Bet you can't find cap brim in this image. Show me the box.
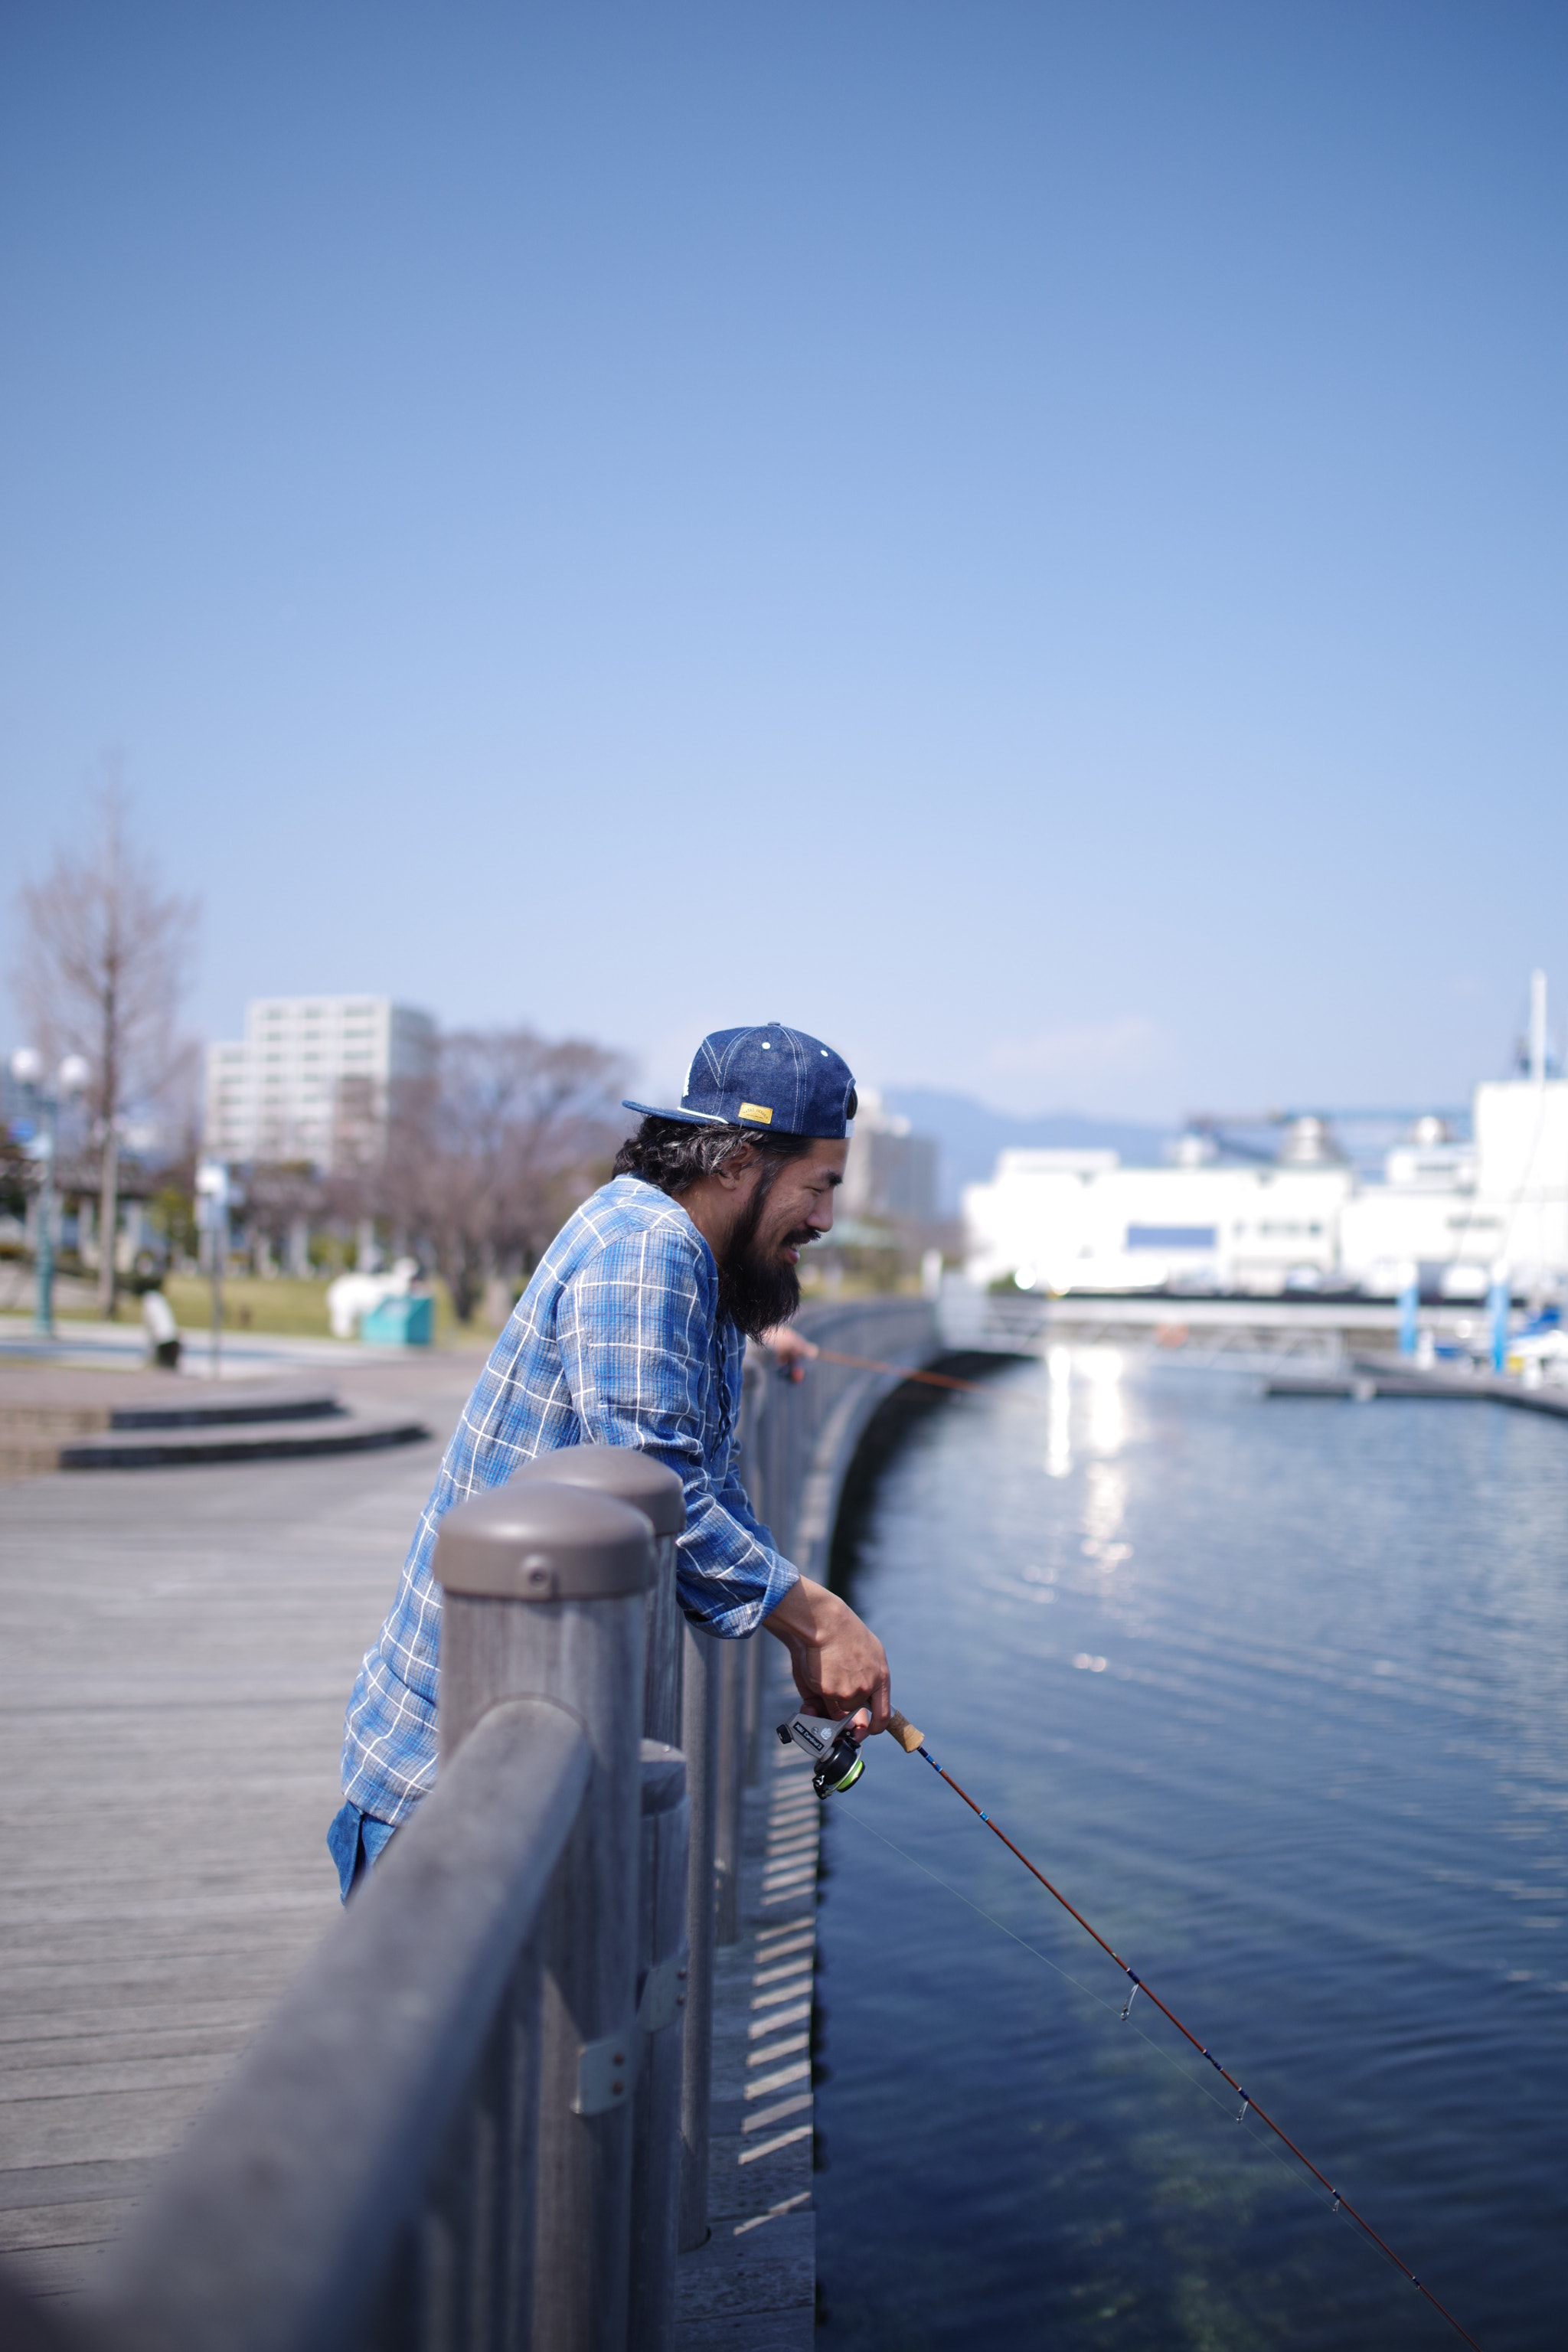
[621,1099,730,1127]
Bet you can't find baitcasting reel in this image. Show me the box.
[776,1710,867,1798]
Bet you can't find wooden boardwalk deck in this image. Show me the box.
[677,1651,820,2350]
[0,1354,481,2302]
[1,1348,825,2340]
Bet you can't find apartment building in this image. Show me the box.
[204,996,436,1170]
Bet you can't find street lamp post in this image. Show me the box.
[8,1050,90,1338]
[195,1160,230,1380]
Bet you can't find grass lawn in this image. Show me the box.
[0,1266,500,1345]
[159,1275,489,1347]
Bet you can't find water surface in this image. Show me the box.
[814,1353,1567,2350]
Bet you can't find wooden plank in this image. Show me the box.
[0,2092,236,2167]
[0,2003,278,2051]
[0,2200,145,2252]
[0,2165,157,2217]
[83,1701,594,2352]
[4,2242,121,2298]
[0,1368,480,2297]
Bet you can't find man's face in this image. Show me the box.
[753,1139,848,1266]
[717,1138,847,1338]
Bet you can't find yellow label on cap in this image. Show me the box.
[738,1102,774,1125]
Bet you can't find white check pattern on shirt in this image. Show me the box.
[340,1174,797,1825]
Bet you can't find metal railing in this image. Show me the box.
[935,1278,1423,1370]
[84,1697,594,2352]
[56,1469,684,2352]
[8,1298,944,2352]
[746,1297,940,1578]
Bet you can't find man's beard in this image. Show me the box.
[716,1185,812,1341]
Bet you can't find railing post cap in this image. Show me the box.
[435,1483,655,1601]
[508,1443,688,1536]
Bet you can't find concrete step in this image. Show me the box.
[0,1441,74,1478]
[0,1405,115,1439]
[105,1386,344,1432]
[57,1413,431,1471]
[0,1383,344,1438]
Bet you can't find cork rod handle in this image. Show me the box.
[884,1709,925,1753]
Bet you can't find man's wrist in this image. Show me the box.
[763,1573,841,1647]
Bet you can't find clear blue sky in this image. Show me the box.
[2,4,1563,1121]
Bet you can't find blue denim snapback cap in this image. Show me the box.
[624,1024,858,1140]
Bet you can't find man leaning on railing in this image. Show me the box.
[329,1021,893,1896]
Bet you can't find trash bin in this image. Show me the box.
[360,1294,434,1348]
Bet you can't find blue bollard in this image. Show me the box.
[1489,1269,1511,1374]
[1397,1277,1419,1360]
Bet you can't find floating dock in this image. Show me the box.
[1264,1355,1568,1418]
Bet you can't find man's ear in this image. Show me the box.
[714,1143,758,1192]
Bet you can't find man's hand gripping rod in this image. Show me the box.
[776,1707,926,1797]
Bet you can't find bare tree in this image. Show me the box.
[244,1159,332,1276]
[11,763,199,1315]
[375,1029,630,1323]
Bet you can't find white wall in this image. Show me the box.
[963,1076,1568,1295]
[962,1153,1350,1292]
[1471,1080,1568,1278]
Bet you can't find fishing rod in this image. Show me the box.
[787,1344,998,1396]
[777,1706,1485,2352]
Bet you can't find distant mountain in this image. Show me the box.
[880,1087,1174,1214]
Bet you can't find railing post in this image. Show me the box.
[743,1631,765,1787]
[628,1741,690,2352]
[677,1621,721,2250]
[713,1638,748,1945]
[507,1448,688,1746]
[437,1484,655,2352]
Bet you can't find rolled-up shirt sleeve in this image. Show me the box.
[557,1227,799,1635]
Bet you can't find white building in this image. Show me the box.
[963,978,1568,1298]
[204,996,436,1171]
[963,1130,1352,1295]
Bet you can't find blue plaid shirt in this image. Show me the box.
[340,1174,797,1826]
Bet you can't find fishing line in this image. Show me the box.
[897,1723,1485,2351]
[832,1803,1305,2157]
[784,1361,1487,2339]
[828,1795,1434,2310]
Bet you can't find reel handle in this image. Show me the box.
[884,1709,924,1753]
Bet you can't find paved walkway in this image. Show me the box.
[0,1352,483,2302]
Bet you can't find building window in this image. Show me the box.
[1126,1224,1218,1250]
